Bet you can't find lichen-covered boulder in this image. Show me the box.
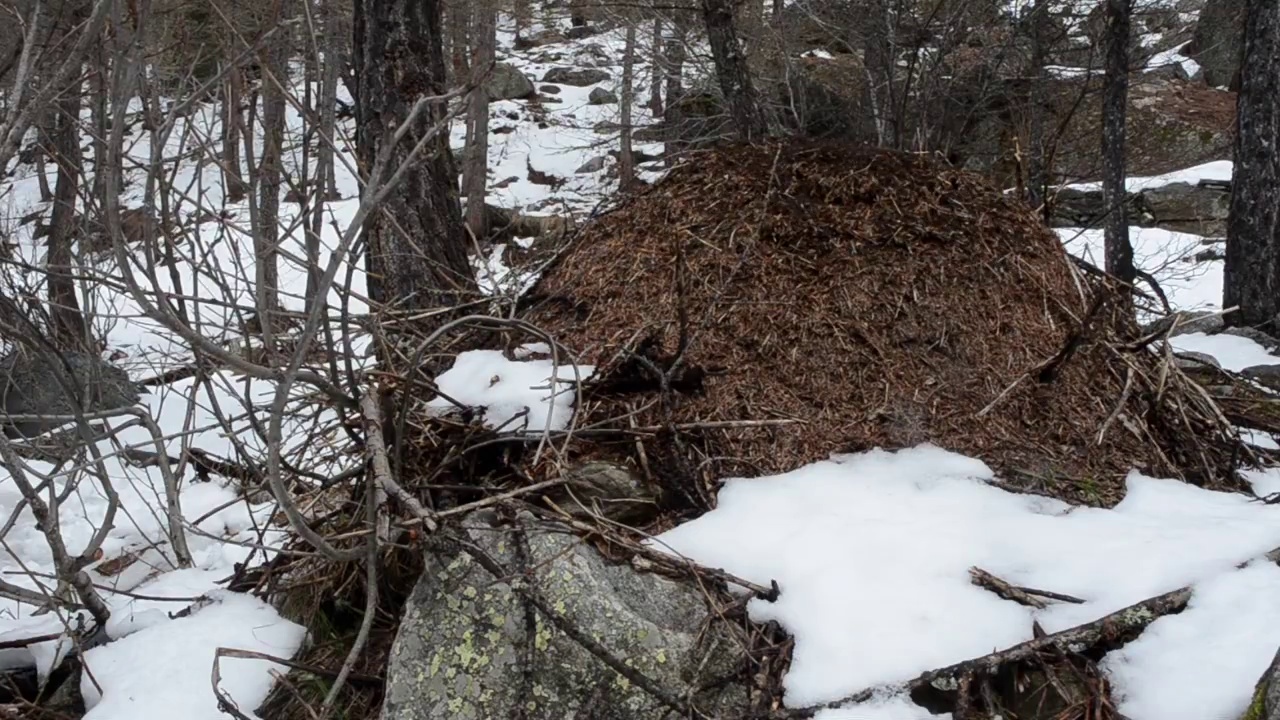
[380,510,749,720]
[1240,648,1280,720]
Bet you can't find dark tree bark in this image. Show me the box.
[47,82,87,348]
[619,19,637,189]
[255,0,290,327]
[648,15,663,117]
[1101,0,1134,294]
[1224,0,1280,328]
[464,0,495,241]
[700,0,768,141]
[221,66,248,202]
[663,12,688,163]
[356,0,475,311]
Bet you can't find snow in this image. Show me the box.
[1101,561,1280,720]
[82,590,306,720]
[427,349,594,434]
[1,2,1277,718]
[1063,160,1233,193]
[1058,226,1223,317]
[652,446,1280,717]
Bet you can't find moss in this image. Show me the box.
[1240,683,1267,720]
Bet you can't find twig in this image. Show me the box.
[968,567,1047,609]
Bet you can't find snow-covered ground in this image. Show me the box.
[0,8,1274,720]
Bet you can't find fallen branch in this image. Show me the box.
[968,567,1046,609]
[790,585,1194,717]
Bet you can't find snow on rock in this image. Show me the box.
[651,445,1280,717]
[1169,332,1280,372]
[82,590,306,720]
[427,349,594,433]
[1063,160,1233,193]
[1100,561,1280,720]
[817,693,952,719]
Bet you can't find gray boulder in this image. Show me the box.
[1241,365,1280,392]
[541,67,610,86]
[575,155,608,174]
[381,511,749,720]
[588,87,618,105]
[484,62,535,101]
[1188,0,1245,89]
[0,349,141,438]
[1224,326,1280,352]
[1141,310,1225,337]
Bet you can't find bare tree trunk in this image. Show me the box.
[864,0,897,147]
[648,15,662,117]
[1101,0,1134,295]
[464,0,495,241]
[47,82,87,348]
[1224,0,1280,329]
[222,66,247,202]
[619,19,637,189]
[701,0,768,140]
[255,1,290,329]
[35,110,53,202]
[308,0,343,305]
[663,12,687,162]
[447,0,470,84]
[356,0,475,313]
[89,45,109,209]
[512,0,531,39]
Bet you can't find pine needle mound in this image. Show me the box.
[523,140,1248,506]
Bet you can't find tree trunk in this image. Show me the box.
[1224,0,1280,329]
[663,13,687,163]
[648,15,663,117]
[700,0,768,141]
[35,110,53,203]
[447,0,470,84]
[222,66,247,202]
[47,82,87,349]
[356,0,475,312]
[255,1,290,330]
[89,45,109,210]
[619,20,637,189]
[464,0,495,241]
[1101,0,1134,294]
[308,0,343,305]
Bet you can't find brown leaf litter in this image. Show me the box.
[522,139,1251,507]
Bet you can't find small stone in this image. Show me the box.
[575,156,608,174]
[539,85,561,94]
[588,87,618,105]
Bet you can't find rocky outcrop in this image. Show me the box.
[1050,180,1231,235]
[381,510,748,720]
[0,349,142,439]
[588,87,617,104]
[1188,0,1245,88]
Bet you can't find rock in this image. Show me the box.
[381,511,749,720]
[512,29,567,50]
[546,461,658,524]
[484,62,535,101]
[1138,182,1231,236]
[1188,0,1245,89]
[1174,351,1221,370]
[575,156,608,174]
[1241,365,1280,392]
[1141,310,1225,337]
[1224,327,1280,351]
[609,148,663,165]
[1239,647,1280,720]
[1051,182,1231,236]
[539,85,561,94]
[565,25,598,39]
[592,119,621,133]
[0,349,142,439]
[541,67,610,87]
[588,87,618,105]
[571,43,613,67]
